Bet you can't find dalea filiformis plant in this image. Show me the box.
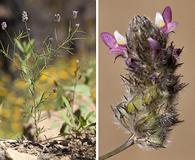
[100,6,186,159]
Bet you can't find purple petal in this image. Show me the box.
[109,47,126,55]
[165,22,177,33]
[100,32,117,49]
[160,25,167,33]
[162,6,172,23]
[148,37,160,51]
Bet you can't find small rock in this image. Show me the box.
[6,148,37,160]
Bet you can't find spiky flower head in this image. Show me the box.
[101,6,186,149]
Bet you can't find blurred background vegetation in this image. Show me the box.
[0,0,96,139]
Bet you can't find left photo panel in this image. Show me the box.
[0,0,96,159]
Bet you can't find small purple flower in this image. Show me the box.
[155,6,177,34]
[100,31,127,55]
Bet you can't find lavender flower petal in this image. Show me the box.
[166,22,177,33]
[109,47,126,55]
[162,6,172,23]
[160,25,167,33]
[100,32,117,49]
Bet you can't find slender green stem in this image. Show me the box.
[24,21,30,42]
[5,30,14,45]
[56,25,79,51]
[54,27,58,41]
[99,135,135,160]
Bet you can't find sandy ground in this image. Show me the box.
[99,0,195,160]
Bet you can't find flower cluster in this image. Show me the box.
[1,22,7,30]
[72,10,78,19]
[22,11,28,22]
[54,13,61,23]
[101,6,186,149]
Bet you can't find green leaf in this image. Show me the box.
[21,62,28,74]
[60,112,71,126]
[79,116,87,129]
[86,122,96,128]
[63,84,91,97]
[78,104,89,115]
[55,96,64,110]
[62,96,73,114]
[15,39,24,53]
[24,39,35,54]
[36,92,46,107]
[60,122,68,135]
[85,111,95,121]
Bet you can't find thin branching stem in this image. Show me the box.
[24,21,30,42]
[54,27,58,41]
[5,30,14,45]
[56,25,79,51]
[99,135,135,160]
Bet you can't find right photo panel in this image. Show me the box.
[99,0,194,160]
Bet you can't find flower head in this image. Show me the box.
[75,23,80,28]
[72,10,78,19]
[54,13,61,23]
[100,31,127,55]
[1,22,7,30]
[22,11,28,22]
[155,6,177,33]
[102,7,185,150]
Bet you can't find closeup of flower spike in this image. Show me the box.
[100,6,186,160]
